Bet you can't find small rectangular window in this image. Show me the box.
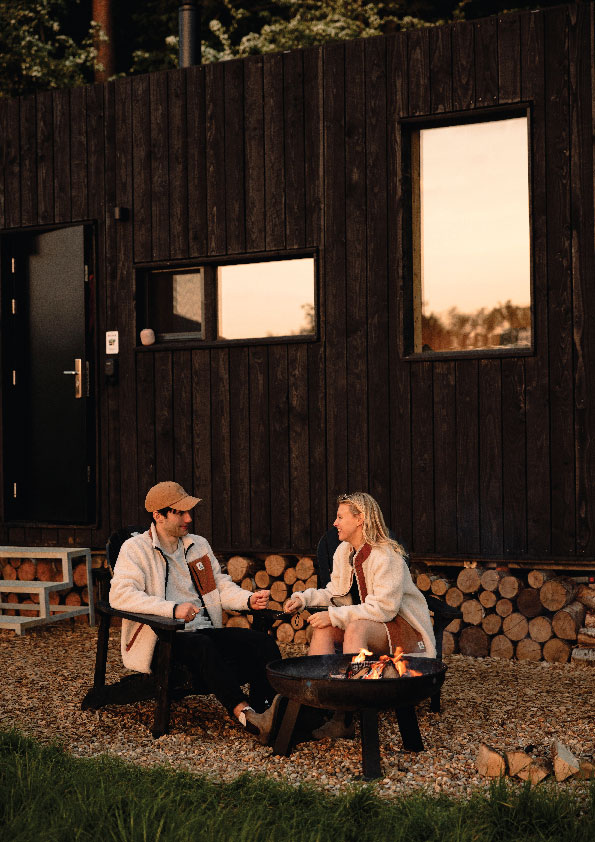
[408,114,531,354]
[137,255,316,345]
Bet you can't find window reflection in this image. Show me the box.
[412,116,531,353]
[218,258,316,340]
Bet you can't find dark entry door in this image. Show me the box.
[2,226,95,524]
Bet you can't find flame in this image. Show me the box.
[351,648,373,663]
[348,645,423,679]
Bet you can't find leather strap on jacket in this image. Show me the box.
[352,543,372,601]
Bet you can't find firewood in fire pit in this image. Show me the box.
[382,662,399,680]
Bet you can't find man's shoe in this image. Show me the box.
[245,694,282,746]
[311,714,355,740]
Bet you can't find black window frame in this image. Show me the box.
[135,249,319,350]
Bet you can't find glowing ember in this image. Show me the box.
[348,647,423,679]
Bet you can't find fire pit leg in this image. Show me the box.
[395,705,424,752]
[272,698,302,756]
[359,708,382,780]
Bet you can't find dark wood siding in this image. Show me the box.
[1,5,595,563]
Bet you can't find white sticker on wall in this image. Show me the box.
[106,331,119,355]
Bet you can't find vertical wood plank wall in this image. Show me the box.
[1,5,595,562]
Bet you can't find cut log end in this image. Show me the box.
[551,741,580,782]
[477,743,506,778]
[516,759,552,785]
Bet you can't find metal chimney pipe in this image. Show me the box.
[179,2,201,67]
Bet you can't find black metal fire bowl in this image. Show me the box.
[266,654,447,779]
[267,654,447,711]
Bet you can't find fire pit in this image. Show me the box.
[267,653,447,779]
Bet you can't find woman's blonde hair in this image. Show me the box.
[336,492,407,558]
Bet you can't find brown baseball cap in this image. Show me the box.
[145,481,201,513]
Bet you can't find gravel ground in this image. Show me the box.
[1,623,593,798]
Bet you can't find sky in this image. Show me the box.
[218,258,315,339]
[420,116,531,318]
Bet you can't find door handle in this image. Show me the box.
[62,358,83,398]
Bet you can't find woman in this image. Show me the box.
[285,492,435,738]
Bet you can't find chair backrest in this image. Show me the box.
[316,525,408,587]
[106,526,145,576]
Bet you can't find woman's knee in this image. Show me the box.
[343,620,387,652]
[343,620,369,643]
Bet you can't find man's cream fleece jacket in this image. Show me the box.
[109,526,251,673]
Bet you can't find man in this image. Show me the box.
[109,480,282,745]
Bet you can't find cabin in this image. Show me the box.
[1,2,595,576]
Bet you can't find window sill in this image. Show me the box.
[135,334,319,352]
[403,345,535,362]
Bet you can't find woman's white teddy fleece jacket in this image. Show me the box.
[292,541,436,658]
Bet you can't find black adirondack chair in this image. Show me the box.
[81,526,276,738]
[316,526,461,750]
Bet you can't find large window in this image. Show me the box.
[407,114,531,355]
[137,255,316,344]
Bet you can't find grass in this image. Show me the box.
[1,730,594,842]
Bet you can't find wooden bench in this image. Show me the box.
[0,547,95,634]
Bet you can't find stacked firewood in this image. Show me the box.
[415,567,595,664]
[0,557,93,618]
[222,554,316,644]
[477,740,595,783]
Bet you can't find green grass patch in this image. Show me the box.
[1,729,594,842]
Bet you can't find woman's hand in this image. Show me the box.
[248,590,270,610]
[284,596,303,614]
[308,610,331,629]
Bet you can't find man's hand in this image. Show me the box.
[308,610,331,629]
[175,602,199,623]
[284,596,303,614]
[248,590,270,610]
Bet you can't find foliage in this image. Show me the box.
[422,301,531,352]
[0,0,573,94]
[0,0,98,97]
[206,0,428,61]
[1,729,595,842]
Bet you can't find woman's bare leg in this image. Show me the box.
[343,619,389,654]
[308,625,345,655]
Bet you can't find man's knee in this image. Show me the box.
[246,628,281,661]
[175,631,218,666]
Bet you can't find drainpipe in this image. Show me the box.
[179,2,201,68]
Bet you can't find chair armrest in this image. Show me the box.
[96,600,185,631]
[424,595,462,620]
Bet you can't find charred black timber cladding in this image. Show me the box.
[1,5,595,563]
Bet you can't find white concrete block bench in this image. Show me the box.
[0,547,95,634]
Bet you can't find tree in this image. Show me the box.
[0,0,98,97]
[205,0,427,61]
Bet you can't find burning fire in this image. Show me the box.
[352,648,373,663]
[348,647,423,679]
